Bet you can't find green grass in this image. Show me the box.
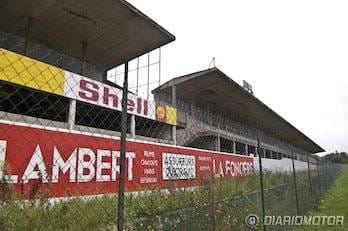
[296,169,348,231]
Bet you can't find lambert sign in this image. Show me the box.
[0,121,254,198]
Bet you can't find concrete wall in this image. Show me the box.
[253,157,309,173]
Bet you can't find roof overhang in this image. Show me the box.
[153,68,325,154]
[0,0,175,71]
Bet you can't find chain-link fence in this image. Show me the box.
[0,4,347,231]
[125,161,345,231]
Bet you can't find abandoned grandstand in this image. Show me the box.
[0,0,323,198]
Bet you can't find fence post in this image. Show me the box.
[306,155,313,202]
[316,159,321,197]
[257,137,266,231]
[117,61,129,231]
[291,148,300,215]
[324,160,329,189]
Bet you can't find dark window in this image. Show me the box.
[0,82,69,122]
[265,150,271,159]
[248,145,256,157]
[235,142,247,155]
[220,138,235,153]
[271,151,278,159]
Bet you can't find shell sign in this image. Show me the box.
[156,104,177,126]
[0,48,177,125]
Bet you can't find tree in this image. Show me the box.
[324,151,348,164]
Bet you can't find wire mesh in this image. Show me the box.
[0,16,346,231]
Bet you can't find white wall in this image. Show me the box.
[253,157,308,173]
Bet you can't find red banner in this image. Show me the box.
[0,121,254,198]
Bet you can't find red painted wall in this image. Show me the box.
[0,122,254,198]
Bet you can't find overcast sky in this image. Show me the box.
[128,0,348,154]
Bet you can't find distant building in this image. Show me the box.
[152,68,323,164]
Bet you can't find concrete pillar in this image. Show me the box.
[172,126,177,145]
[24,17,32,55]
[207,103,211,126]
[190,97,195,116]
[216,136,221,152]
[232,141,236,154]
[171,84,177,145]
[68,99,76,130]
[216,122,221,152]
[81,41,87,74]
[130,115,136,138]
[245,144,248,156]
[147,53,150,100]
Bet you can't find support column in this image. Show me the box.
[232,141,236,154]
[130,115,136,138]
[171,126,177,145]
[136,58,140,94]
[171,83,177,145]
[216,123,221,152]
[216,136,221,152]
[190,97,195,116]
[245,144,248,156]
[80,41,87,74]
[147,53,150,100]
[207,103,212,126]
[24,17,32,55]
[159,48,162,86]
[68,99,76,130]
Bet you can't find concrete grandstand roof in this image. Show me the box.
[153,68,325,154]
[0,0,175,71]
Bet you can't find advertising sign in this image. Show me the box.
[0,48,177,125]
[155,104,177,126]
[65,73,156,120]
[0,121,253,198]
[162,153,196,180]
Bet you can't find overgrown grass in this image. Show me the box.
[0,171,315,231]
[296,169,348,231]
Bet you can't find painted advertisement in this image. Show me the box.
[0,121,253,198]
[0,48,177,125]
[162,153,196,180]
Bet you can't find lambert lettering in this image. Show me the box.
[0,140,135,184]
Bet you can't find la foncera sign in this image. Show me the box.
[0,48,177,125]
[0,122,254,198]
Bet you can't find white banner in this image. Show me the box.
[65,72,156,120]
[162,153,196,180]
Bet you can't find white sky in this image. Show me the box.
[128,0,348,154]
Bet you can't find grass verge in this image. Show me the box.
[296,169,348,231]
[0,171,316,230]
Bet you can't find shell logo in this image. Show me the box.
[156,105,166,120]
